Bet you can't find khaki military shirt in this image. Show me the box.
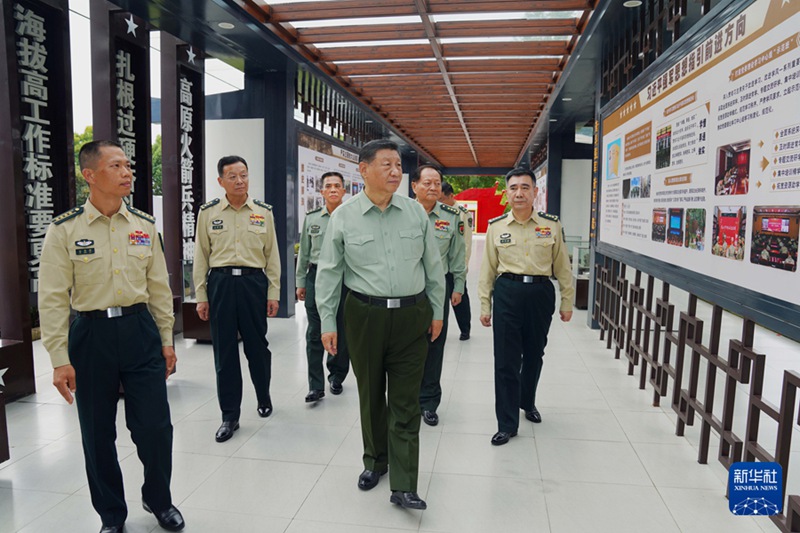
[478,210,574,315]
[315,192,446,333]
[424,201,466,294]
[39,200,175,368]
[295,205,332,289]
[193,195,281,302]
[457,202,474,271]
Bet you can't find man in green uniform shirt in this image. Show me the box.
[39,140,184,533]
[478,168,574,446]
[411,166,466,426]
[441,181,474,340]
[296,171,350,402]
[315,140,445,510]
[193,155,281,443]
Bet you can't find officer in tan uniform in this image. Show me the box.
[39,140,184,533]
[440,181,473,340]
[478,168,574,446]
[193,155,281,443]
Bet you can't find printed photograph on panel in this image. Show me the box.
[667,208,684,246]
[685,208,706,251]
[652,208,667,242]
[655,126,672,169]
[622,178,632,199]
[750,206,799,272]
[606,138,622,179]
[714,140,751,196]
[712,206,747,260]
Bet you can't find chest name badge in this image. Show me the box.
[499,232,512,244]
[129,230,151,246]
[212,219,224,230]
[250,214,265,227]
[434,219,450,232]
[309,224,321,235]
[535,227,552,238]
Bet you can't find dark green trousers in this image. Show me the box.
[208,269,271,421]
[492,276,555,433]
[304,265,350,391]
[419,273,453,413]
[345,292,432,492]
[69,310,173,527]
[452,284,471,336]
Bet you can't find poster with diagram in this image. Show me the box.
[599,0,800,307]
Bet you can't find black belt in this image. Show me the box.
[307,263,317,270]
[77,302,147,319]
[211,266,262,276]
[500,273,550,283]
[351,290,426,309]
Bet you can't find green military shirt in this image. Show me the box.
[425,201,466,294]
[193,195,281,302]
[39,200,175,368]
[478,211,574,315]
[457,203,474,271]
[315,192,446,333]
[295,205,332,289]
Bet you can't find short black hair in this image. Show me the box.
[504,167,535,184]
[79,140,123,171]
[217,155,248,177]
[359,139,398,163]
[441,181,454,196]
[320,171,344,186]
[411,164,442,183]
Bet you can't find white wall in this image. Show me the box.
[203,119,266,203]
[560,159,592,241]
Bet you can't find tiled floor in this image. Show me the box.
[0,236,789,532]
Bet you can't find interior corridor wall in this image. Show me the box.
[560,159,592,241]
[203,119,266,203]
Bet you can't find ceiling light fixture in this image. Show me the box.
[549,118,558,122]
[623,1,643,7]
[562,97,573,101]
[218,22,235,29]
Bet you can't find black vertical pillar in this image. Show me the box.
[90,0,151,212]
[248,61,298,318]
[547,130,563,218]
[161,33,204,332]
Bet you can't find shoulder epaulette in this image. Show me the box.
[254,199,273,211]
[126,204,156,224]
[458,204,469,213]
[539,211,559,222]
[441,203,459,216]
[306,206,323,215]
[199,198,220,211]
[488,213,509,224]
[53,206,84,225]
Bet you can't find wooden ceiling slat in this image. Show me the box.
[442,42,569,57]
[337,57,560,76]
[297,23,426,44]
[320,41,568,62]
[269,0,417,22]
[435,19,577,38]
[426,0,592,12]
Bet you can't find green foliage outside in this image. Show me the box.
[72,126,163,204]
[443,175,505,195]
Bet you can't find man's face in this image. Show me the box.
[359,149,402,196]
[218,161,249,198]
[320,175,344,205]
[412,168,442,203]
[83,146,133,198]
[506,174,536,211]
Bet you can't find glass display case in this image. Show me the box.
[571,243,591,278]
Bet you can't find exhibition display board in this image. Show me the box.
[599,0,800,310]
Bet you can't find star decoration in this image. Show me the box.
[187,46,196,65]
[0,367,7,388]
[125,15,138,37]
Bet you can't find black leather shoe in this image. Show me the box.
[215,420,239,443]
[143,502,185,531]
[305,389,325,403]
[390,491,427,510]
[357,468,388,491]
[100,526,123,533]
[459,332,470,341]
[257,398,273,418]
[525,406,542,423]
[491,430,517,446]
[422,410,439,426]
[329,379,343,395]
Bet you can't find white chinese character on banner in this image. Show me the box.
[21,71,48,101]
[182,239,194,260]
[23,154,53,182]
[117,108,135,134]
[179,77,193,105]
[115,49,135,81]
[17,37,47,72]
[116,79,135,109]
[14,5,46,42]
[27,209,52,234]
[29,235,44,259]
[180,163,193,184]
[22,122,51,153]
[24,180,53,209]
[180,132,193,158]
[180,105,193,132]
[181,186,194,206]
[118,137,137,165]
